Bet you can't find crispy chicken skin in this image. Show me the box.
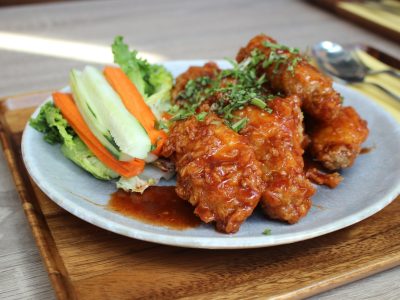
[162,113,263,233]
[307,106,369,170]
[304,156,343,188]
[305,167,343,188]
[235,96,315,224]
[163,36,369,231]
[236,34,342,121]
[172,62,220,101]
[172,63,314,224]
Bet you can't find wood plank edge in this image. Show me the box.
[306,0,400,42]
[0,89,54,103]
[0,110,77,300]
[335,6,400,42]
[272,253,400,300]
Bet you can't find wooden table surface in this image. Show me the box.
[0,0,399,299]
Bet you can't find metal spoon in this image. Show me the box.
[312,41,400,102]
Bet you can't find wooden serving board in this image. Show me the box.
[0,91,399,300]
[307,0,400,43]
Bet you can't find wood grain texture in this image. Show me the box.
[307,0,400,42]
[0,0,64,7]
[1,92,400,300]
[0,1,399,299]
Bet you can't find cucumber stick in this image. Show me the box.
[70,69,121,158]
[70,66,151,160]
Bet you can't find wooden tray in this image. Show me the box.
[1,92,399,300]
[307,0,400,42]
[1,72,400,298]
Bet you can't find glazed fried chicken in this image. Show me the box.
[305,167,343,188]
[172,62,220,101]
[307,106,369,170]
[171,63,314,224]
[237,34,369,173]
[162,113,263,233]
[163,35,369,232]
[236,34,342,121]
[304,155,343,188]
[235,96,315,223]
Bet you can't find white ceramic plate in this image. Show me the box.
[21,60,400,249]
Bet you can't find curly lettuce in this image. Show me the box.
[61,137,118,180]
[117,164,175,193]
[30,102,118,180]
[30,102,75,145]
[29,36,175,189]
[112,36,173,119]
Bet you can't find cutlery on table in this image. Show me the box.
[312,41,400,102]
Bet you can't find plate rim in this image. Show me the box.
[21,60,400,249]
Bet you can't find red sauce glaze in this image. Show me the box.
[360,147,373,154]
[108,186,201,230]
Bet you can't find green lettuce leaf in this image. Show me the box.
[30,102,75,145]
[61,137,118,180]
[111,36,173,118]
[30,102,118,180]
[112,36,150,97]
[146,64,173,119]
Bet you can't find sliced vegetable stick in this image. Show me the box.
[103,66,167,155]
[53,92,145,177]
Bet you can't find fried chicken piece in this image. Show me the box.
[172,63,314,223]
[236,34,342,121]
[307,106,369,170]
[305,167,343,189]
[162,113,263,233]
[235,96,315,224]
[304,157,343,188]
[172,62,220,101]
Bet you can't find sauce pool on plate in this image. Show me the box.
[108,186,201,230]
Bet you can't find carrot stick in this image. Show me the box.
[53,92,145,178]
[103,66,166,155]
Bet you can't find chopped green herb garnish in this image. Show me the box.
[287,57,302,76]
[169,104,180,114]
[262,41,303,76]
[169,50,276,130]
[263,41,300,54]
[210,120,222,126]
[155,119,169,130]
[177,77,212,102]
[231,117,249,132]
[262,228,271,235]
[170,42,307,129]
[250,97,267,109]
[171,110,195,121]
[196,111,208,121]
